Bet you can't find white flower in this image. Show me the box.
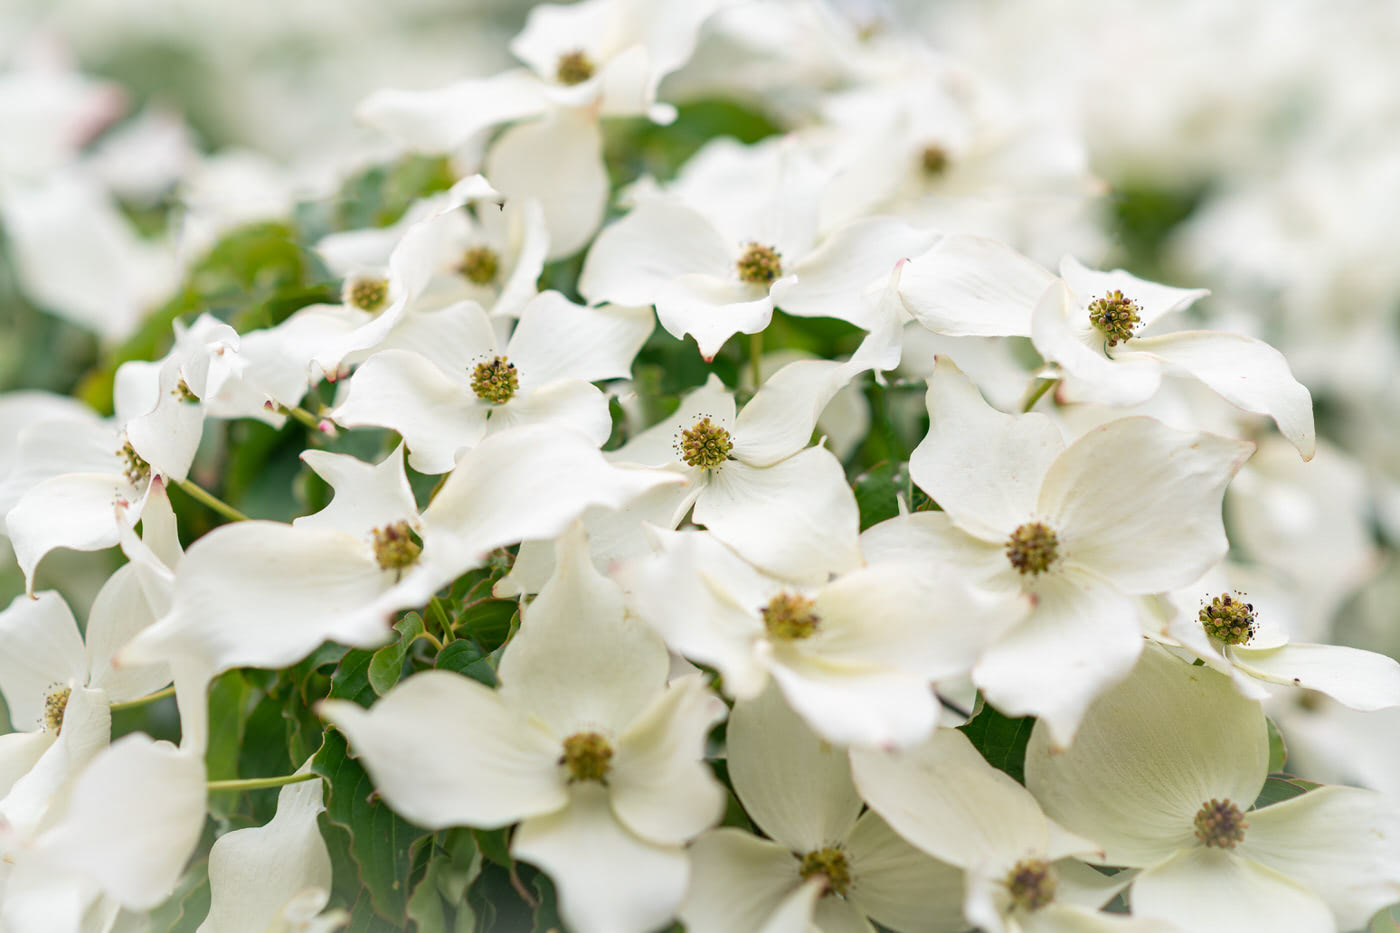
[117,427,682,691]
[1026,644,1400,933]
[199,763,344,933]
[0,734,206,933]
[852,729,1167,933]
[319,524,727,933]
[332,291,653,474]
[862,357,1253,747]
[680,684,966,933]
[619,526,1026,747]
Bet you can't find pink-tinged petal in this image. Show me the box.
[696,448,860,583]
[1025,646,1269,868]
[513,783,689,933]
[1240,785,1400,930]
[655,273,775,362]
[1124,330,1315,460]
[507,291,654,390]
[320,670,565,829]
[1059,255,1209,327]
[1131,848,1331,933]
[899,236,1053,337]
[1039,417,1253,594]
[678,829,813,933]
[610,674,728,845]
[910,356,1063,542]
[1031,280,1162,406]
[579,198,733,306]
[486,109,608,261]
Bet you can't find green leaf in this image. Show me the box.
[959,700,1035,785]
[1253,776,1321,809]
[204,671,251,819]
[1266,717,1287,773]
[473,827,513,869]
[407,857,451,933]
[369,613,426,696]
[852,461,904,531]
[457,599,518,653]
[531,872,562,933]
[436,640,499,688]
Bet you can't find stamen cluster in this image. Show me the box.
[1194,798,1247,848]
[561,731,613,783]
[471,356,519,404]
[119,441,151,486]
[798,846,851,897]
[761,592,820,641]
[1087,290,1142,347]
[1199,593,1256,645]
[1005,858,1056,911]
[458,246,500,285]
[1005,522,1059,575]
[345,276,390,313]
[736,243,782,285]
[43,686,71,734]
[676,417,732,469]
[555,50,595,86]
[371,521,422,572]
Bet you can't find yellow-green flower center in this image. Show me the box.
[457,245,500,285]
[1006,522,1059,575]
[736,242,783,285]
[1194,798,1247,848]
[1200,592,1256,646]
[1005,858,1056,911]
[798,846,851,897]
[371,521,422,572]
[761,592,820,641]
[345,276,390,313]
[471,356,519,405]
[560,731,613,783]
[555,50,596,86]
[676,417,732,469]
[173,378,200,403]
[43,686,71,734]
[921,144,950,176]
[119,441,151,487]
[1087,290,1142,347]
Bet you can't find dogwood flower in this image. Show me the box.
[862,357,1252,747]
[681,685,965,933]
[851,728,1167,933]
[0,734,206,933]
[319,524,727,933]
[619,526,1027,747]
[332,291,653,473]
[118,427,682,684]
[199,763,344,933]
[1025,644,1400,932]
[580,136,933,358]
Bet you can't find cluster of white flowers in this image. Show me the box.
[1,1,1399,931]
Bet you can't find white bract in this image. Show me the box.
[1026,645,1400,932]
[862,357,1252,747]
[680,684,965,933]
[319,524,727,933]
[333,291,652,473]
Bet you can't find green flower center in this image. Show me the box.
[921,144,950,176]
[560,731,612,783]
[471,356,519,405]
[762,592,820,641]
[736,242,783,285]
[173,378,199,403]
[1005,522,1059,575]
[43,686,71,734]
[119,441,151,487]
[457,245,500,285]
[798,846,851,897]
[345,276,390,313]
[1200,592,1256,646]
[1087,290,1142,347]
[676,417,732,469]
[1194,798,1247,848]
[1005,858,1056,911]
[555,50,596,86]
[371,521,422,572]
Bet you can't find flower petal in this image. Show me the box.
[611,372,735,468]
[610,674,728,845]
[1059,256,1208,328]
[726,683,862,853]
[655,273,775,362]
[910,356,1063,541]
[769,651,940,750]
[731,357,864,467]
[294,445,419,537]
[7,472,140,591]
[506,291,654,390]
[899,236,1053,337]
[513,783,689,933]
[83,563,171,703]
[678,829,811,933]
[355,69,549,154]
[851,728,1051,872]
[1240,785,1400,930]
[1030,280,1162,406]
[579,198,733,306]
[1039,417,1253,594]
[0,685,110,836]
[1124,330,1316,460]
[1131,847,1331,933]
[1024,645,1269,867]
[695,448,860,583]
[319,670,565,829]
[843,811,966,933]
[0,591,87,730]
[859,511,1011,590]
[1231,642,1400,711]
